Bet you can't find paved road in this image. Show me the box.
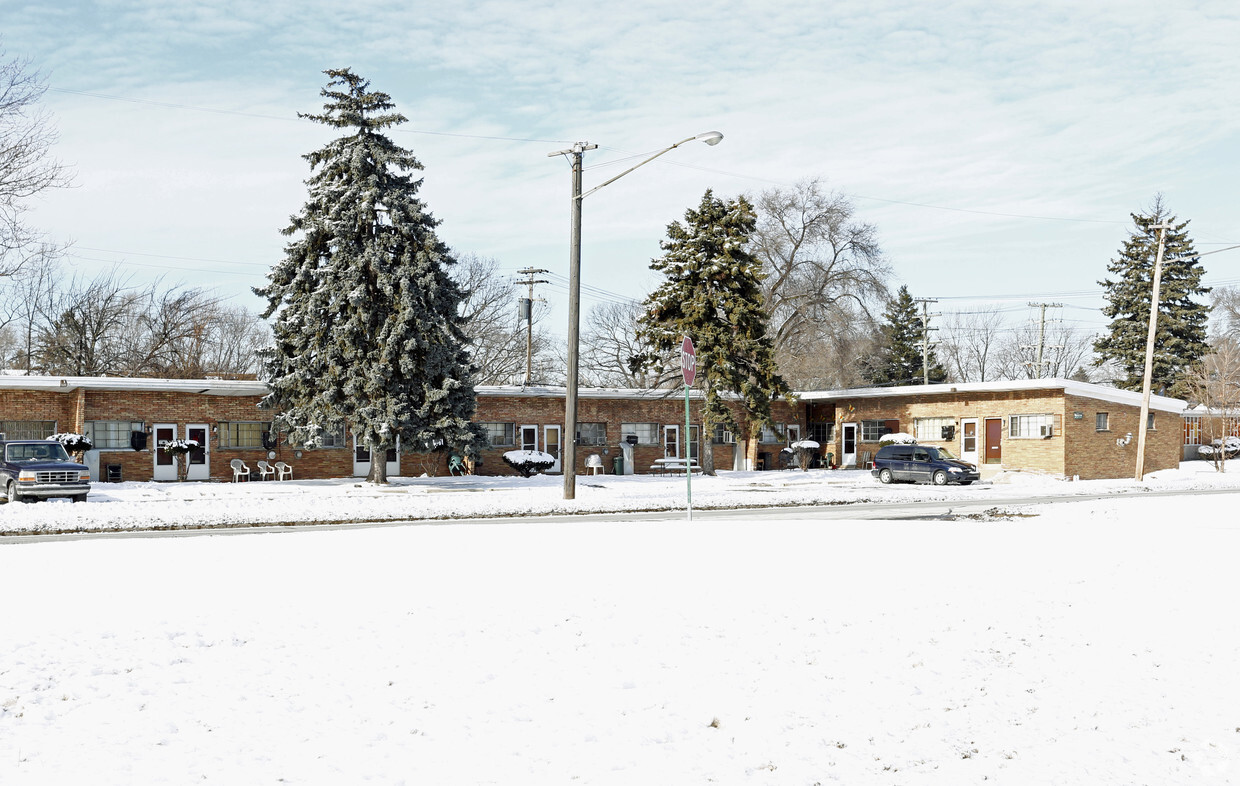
[6,485,1239,544]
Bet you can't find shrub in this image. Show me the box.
[502,450,556,478]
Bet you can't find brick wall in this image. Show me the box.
[1062,394,1180,479]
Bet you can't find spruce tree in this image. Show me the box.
[1095,199,1210,393]
[864,285,947,386]
[630,190,790,475]
[255,69,482,483]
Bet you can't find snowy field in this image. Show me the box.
[2,465,1239,784]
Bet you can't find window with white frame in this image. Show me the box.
[1096,412,1110,432]
[914,417,954,442]
[576,422,606,446]
[0,420,56,441]
[759,424,785,443]
[621,423,659,445]
[1183,415,1201,446]
[84,420,145,449]
[218,421,269,448]
[1009,413,1054,438]
[809,422,835,444]
[480,422,515,447]
[712,425,736,444]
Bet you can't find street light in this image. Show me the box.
[549,131,724,500]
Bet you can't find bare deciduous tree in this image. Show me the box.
[995,319,1098,381]
[749,179,891,389]
[579,300,666,388]
[937,308,1010,383]
[454,252,556,385]
[28,267,267,378]
[1211,285,1240,340]
[0,48,70,275]
[1180,336,1240,472]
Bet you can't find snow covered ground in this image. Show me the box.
[4,460,1240,534]
[2,464,1239,784]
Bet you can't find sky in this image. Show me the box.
[6,0,1240,351]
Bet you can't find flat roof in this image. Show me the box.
[796,378,1187,414]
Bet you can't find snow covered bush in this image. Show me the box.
[158,439,199,481]
[503,450,556,478]
[789,439,820,471]
[878,432,915,446]
[50,433,92,455]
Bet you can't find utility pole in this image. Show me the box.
[1024,302,1064,378]
[549,141,596,501]
[915,298,939,385]
[516,267,549,386]
[1135,220,1173,481]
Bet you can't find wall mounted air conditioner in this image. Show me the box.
[1039,425,1053,438]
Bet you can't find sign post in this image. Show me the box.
[681,336,696,521]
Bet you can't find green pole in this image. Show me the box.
[685,383,692,521]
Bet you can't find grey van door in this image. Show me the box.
[910,447,933,482]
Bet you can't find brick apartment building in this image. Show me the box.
[0,375,1184,482]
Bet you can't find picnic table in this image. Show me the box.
[649,457,702,476]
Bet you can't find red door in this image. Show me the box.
[984,418,1003,464]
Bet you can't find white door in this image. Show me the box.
[841,423,858,468]
[353,434,400,477]
[663,425,680,458]
[186,423,210,481]
[521,425,538,453]
[543,425,561,472]
[153,423,178,481]
[960,418,979,466]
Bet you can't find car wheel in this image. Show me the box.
[932,470,949,486]
[878,468,893,484]
[71,494,88,503]
[3,482,16,504]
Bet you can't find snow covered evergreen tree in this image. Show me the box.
[255,69,483,483]
[630,190,789,475]
[1094,199,1210,393]
[864,285,947,386]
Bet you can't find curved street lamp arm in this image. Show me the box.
[580,132,723,200]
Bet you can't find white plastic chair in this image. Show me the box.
[230,459,250,482]
[275,461,293,481]
[585,454,604,475]
[256,460,277,481]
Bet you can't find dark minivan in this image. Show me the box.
[871,443,980,486]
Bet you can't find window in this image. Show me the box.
[1009,414,1053,438]
[914,417,954,442]
[759,424,784,443]
[1147,412,1156,430]
[0,420,56,441]
[218,421,269,448]
[808,422,835,444]
[621,423,658,445]
[861,419,895,442]
[1096,412,1109,432]
[1184,415,1201,446]
[712,425,736,444]
[84,420,144,449]
[480,422,515,447]
[576,422,606,446]
[293,425,346,449]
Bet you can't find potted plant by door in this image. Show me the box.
[157,438,198,481]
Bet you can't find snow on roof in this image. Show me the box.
[0,374,267,397]
[795,378,1187,414]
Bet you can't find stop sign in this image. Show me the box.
[681,335,696,386]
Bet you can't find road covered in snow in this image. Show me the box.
[2,463,1238,784]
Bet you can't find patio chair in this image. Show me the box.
[448,454,465,475]
[585,454,604,475]
[256,460,277,481]
[230,458,250,482]
[275,461,293,481]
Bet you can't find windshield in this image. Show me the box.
[6,443,71,463]
[934,447,958,460]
